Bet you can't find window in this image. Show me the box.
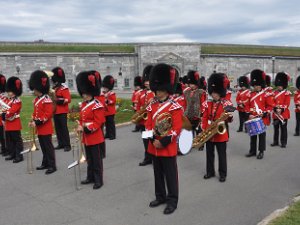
[124,78,130,88]
[68,79,74,89]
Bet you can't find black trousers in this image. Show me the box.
[273,119,288,146]
[238,111,248,131]
[0,125,5,153]
[105,115,116,139]
[85,143,104,185]
[250,132,266,154]
[38,135,56,169]
[295,112,300,135]
[6,130,23,159]
[152,156,178,208]
[206,141,227,178]
[100,124,106,159]
[54,113,71,148]
[191,119,200,137]
[140,125,152,162]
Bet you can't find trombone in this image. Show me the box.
[67,125,86,190]
[21,127,38,174]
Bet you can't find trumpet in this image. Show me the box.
[67,128,86,169]
[21,127,38,174]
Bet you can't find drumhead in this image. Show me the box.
[178,129,193,155]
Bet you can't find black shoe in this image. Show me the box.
[219,177,226,182]
[149,199,166,208]
[2,152,9,157]
[45,168,57,175]
[257,152,264,159]
[132,129,139,132]
[81,179,94,185]
[245,153,256,157]
[294,133,299,136]
[54,145,63,150]
[139,160,152,166]
[36,165,48,170]
[93,183,103,189]
[270,143,279,147]
[198,146,204,151]
[109,137,116,140]
[64,146,71,152]
[163,205,177,215]
[280,145,286,148]
[5,156,14,161]
[203,174,215,179]
[237,129,243,132]
[13,158,23,163]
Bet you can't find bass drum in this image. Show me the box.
[178,129,193,155]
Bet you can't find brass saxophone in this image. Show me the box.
[192,105,236,148]
[131,106,148,124]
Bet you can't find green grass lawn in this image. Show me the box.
[0,44,135,53]
[20,95,133,140]
[269,200,300,225]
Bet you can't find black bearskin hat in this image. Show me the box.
[199,76,207,90]
[76,71,101,97]
[0,74,6,93]
[51,67,66,83]
[182,75,188,84]
[174,82,183,95]
[134,76,143,87]
[207,73,229,98]
[142,65,153,83]
[29,70,50,94]
[150,63,176,94]
[275,72,289,89]
[187,70,200,85]
[88,70,102,88]
[265,75,271,87]
[238,76,250,88]
[102,75,115,91]
[250,69,266,88]
[6,76,23,96]
[296,75,300,89]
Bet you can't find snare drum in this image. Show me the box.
[178,129,193,155]
[244,117,266,136]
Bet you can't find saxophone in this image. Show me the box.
[131,106,148,124]
[192,105,235,148]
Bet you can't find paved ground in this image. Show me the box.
[0,103,300,225]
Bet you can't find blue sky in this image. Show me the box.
[1,0,300,46]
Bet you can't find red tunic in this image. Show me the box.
[236,89,250,112]
[5,97,22,131]
[104,91,116,116]
[272,90,291,120]
[146,98,183,157]
[201,99,233,142]
[294,90,300,113]
[172,95,186,112]
[55,85,71,114]
[0,93,8,126]
[136,89,155,126]
[225,90,232,102]
[32,95,53,135]
[132,89,142,111]
[245,90,274,126]
[79,99,105,146]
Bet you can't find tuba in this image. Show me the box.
[192,105,236,148]
[154,112,173,137]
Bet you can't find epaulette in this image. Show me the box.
[13,98,21,104]
[265,92,273,97]
[92,99,104,110]
[169,100,182,111]
[221,99,233,107]
[202,100,208,108]
[285,90,291,95]
[60,84,69,90]
[107,91,116,96]
[43,95,53,104]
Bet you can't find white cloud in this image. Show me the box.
[0,0,299,46]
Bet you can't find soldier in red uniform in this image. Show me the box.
[236,76,250,132]
[0,74,7,156]
[76,71,105,190]
[138,65,155,166]
[102,75,116,140]
[132,76,143,132]
[145,63,182,215]
[172,83,186,111]
[3,77,24,163]
[245,69,274,160]
[51,67,71,152]
[29,70,56,174]
[294,76,300,136]
[270,72,291,148]
[201,73,233,182]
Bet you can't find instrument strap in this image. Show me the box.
[240,89,248,96]
[81,100,95,112]
[34,95,45,107]
[274,90,285,99]
[250,91,264,103]
[152,100,172,121]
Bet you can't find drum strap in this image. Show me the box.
[250,91,264,103]
[240,89,248,96]
[274,90,285,99]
